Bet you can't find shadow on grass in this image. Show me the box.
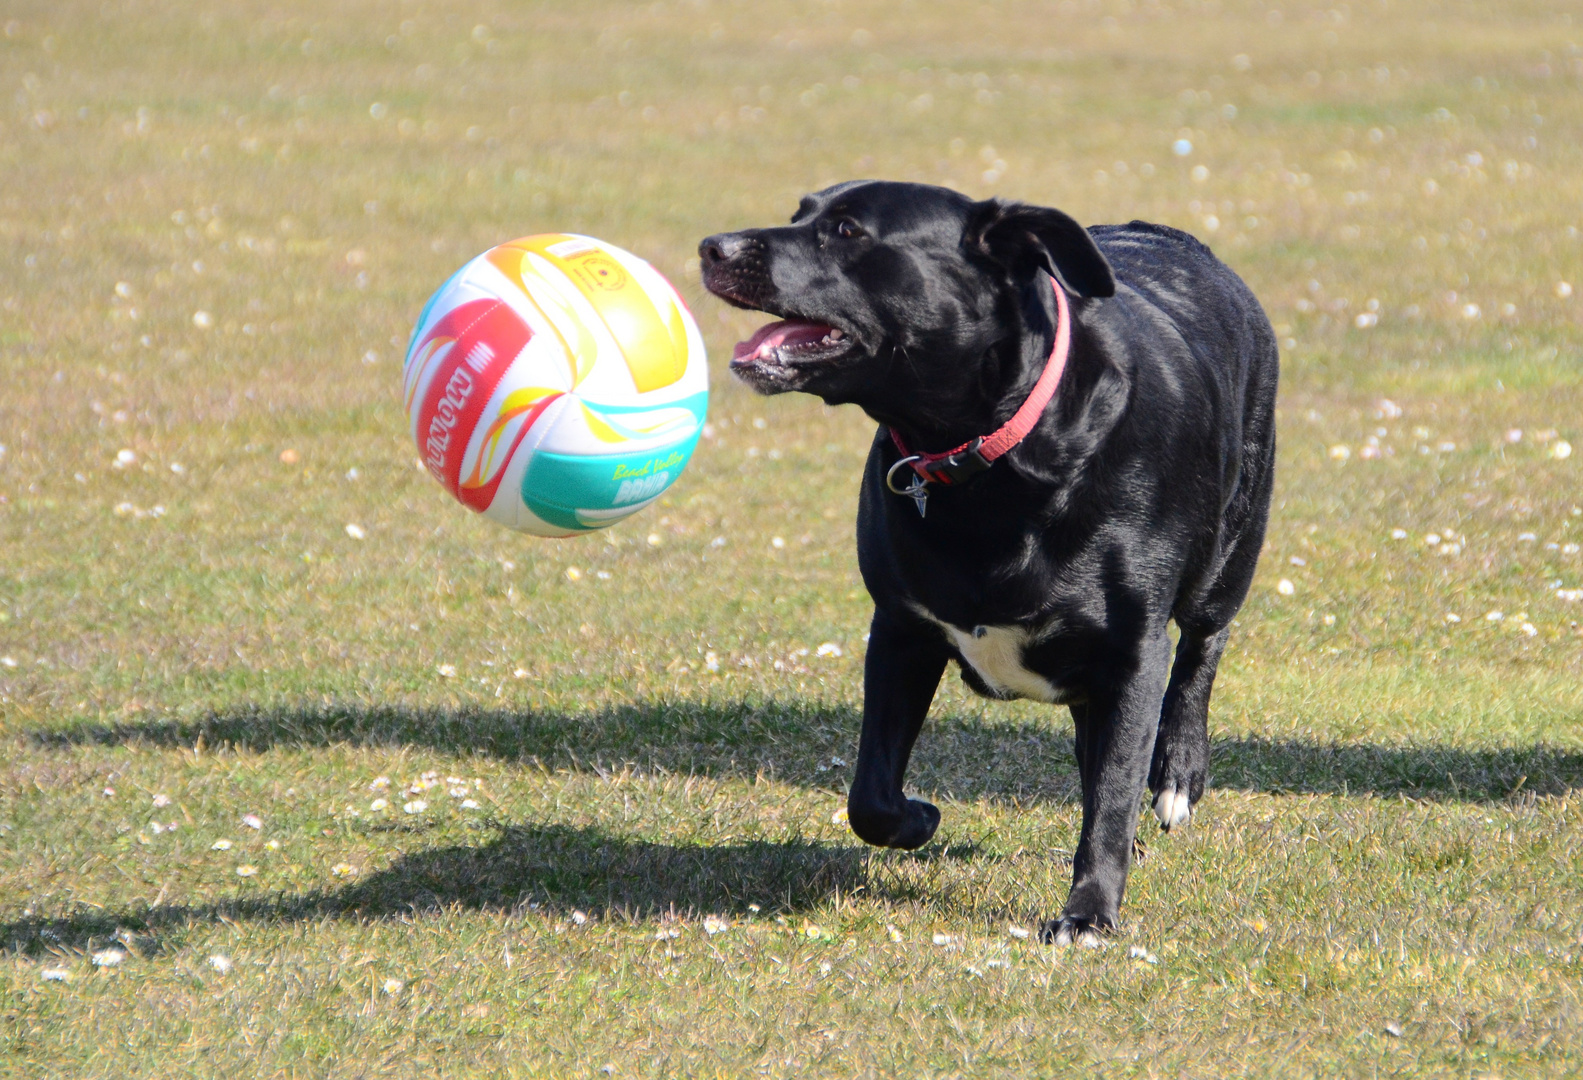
[0,820,893,956]
[30,698,1583,804]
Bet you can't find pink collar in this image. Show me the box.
[888,275,1072,492]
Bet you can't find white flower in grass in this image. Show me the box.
[369,776,390,790]
[382,978,404,996]
[152,793,171,808]
[370,798,388,811]
[460,799,481,810]
[211,839,232,850]
[703,915,730,935]
[571,910,589,926]
[40,968,71,982]
[1553,440,1573,460]
[886,925,903,942]
[402,799,427,814]
[208,954,233,974]
[241,814,262,830]
[331,862,357,877]
[1007,925,1030,940]
[932,932,954,947]
[92,948,126,967]
[236,865,258,877]
[436,664,456,679]
[1276,578,1295,596]
[815,642,843,658]
[345,523,366,540]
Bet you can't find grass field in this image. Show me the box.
[3,0,1583,1075]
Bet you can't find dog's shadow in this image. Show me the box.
[34,697,1583,804]
[0,820,919,955]
[11,697,1582,954]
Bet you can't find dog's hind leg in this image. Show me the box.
[1152,493,1269,829]
[847,607,951,850]
[1149,625,1228,829]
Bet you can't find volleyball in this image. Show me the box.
[402,234,708,537]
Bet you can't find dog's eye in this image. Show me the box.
[835,218,866,240]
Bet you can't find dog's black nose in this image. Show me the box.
[698,232,751,269]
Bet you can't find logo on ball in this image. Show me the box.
[403,235,709,537]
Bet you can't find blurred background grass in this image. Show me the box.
[1,0,1582,1076]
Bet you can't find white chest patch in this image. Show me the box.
[911,606,1060,703]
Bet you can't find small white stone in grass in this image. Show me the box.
[704,915,730,935]
[208,955,232,974]
[402,799,427,814]
[771,536,785,549]
[241,814,262,830]
[815,642,843,657]
[152,793,171,808]
[211,839,232,850]
[571,910,589,926]
[236,865,258,877]
[1553,440,1573,460]
[460,798,481,809]
[436,664,456,679]
[41,968,71,982]
[1007,925,1030,940]
[92,948,126,967]
[1276,578,1295,596]
[382,978,404,996]
[192,310,213,328]
[344,523,366,540]
[370,798,388,811]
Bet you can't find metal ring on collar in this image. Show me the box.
[885,455,925,496]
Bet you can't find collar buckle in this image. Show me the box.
[921,437,991,486]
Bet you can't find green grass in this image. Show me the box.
[3,0,1583,1075]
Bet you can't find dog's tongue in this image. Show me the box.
[732,319,835,363]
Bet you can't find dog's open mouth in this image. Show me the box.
[731,318,854,370]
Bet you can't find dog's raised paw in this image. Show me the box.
[1152,785,1193,831]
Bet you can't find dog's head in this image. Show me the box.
[699,180,1114,414]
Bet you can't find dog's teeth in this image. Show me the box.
[829,328,844,340]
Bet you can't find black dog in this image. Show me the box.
[699,181,1277,942]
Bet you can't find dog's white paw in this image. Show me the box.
[1153,785,1192,831]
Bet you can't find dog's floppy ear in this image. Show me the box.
[965,199,1116,298]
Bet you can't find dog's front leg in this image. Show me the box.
[846,607,950,850]
[1044,630,1172,943]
